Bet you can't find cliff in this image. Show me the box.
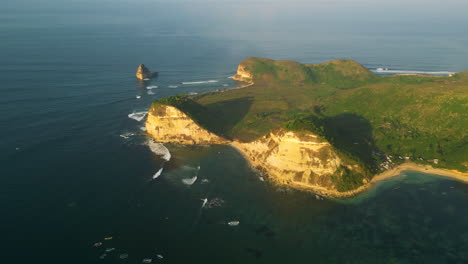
[232,131,354,194]
[232,63,254,83]
[136,64,157,80]
[146,103,367,196]
[146,104,229,145]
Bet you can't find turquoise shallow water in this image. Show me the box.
[1,1,468,263]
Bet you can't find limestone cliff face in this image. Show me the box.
[232,63,253,83]
[232,131,344,192]
[146,104,361,195]
[146,104,229,144]
[136,64,157,80]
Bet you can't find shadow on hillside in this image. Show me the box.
[322,113,380,169]
[203,96,254,138]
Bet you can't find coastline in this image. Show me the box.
[230,142,467,198]
[146,101,466,199]
[370,162,468,184]
[277,161,465,198]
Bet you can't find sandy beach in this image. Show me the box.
[371,162,468,183]
[283,163,467,198]
[244,156,468,198]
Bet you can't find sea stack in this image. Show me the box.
[136,64,157,80]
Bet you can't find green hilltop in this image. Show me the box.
[151,57,468,189]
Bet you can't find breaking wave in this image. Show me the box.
[147,140,171,161]
[146,85,158,89]
[182,80,218,85]
[372,68,454,75]
[182,176,198,185]
[180,165,200,185]
[153,168,163,179]
[128,111,147,122]
[147,90,155,95]
[168,85,178,88]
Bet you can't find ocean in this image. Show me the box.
[1,1,467,263]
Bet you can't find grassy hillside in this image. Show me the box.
[153,57,468,184]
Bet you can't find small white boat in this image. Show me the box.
[228,221,240,226]
[119,133,135,139]
[93,242,103,247]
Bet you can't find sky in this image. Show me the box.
[4,0,467,34]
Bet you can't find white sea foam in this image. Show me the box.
[168,85,178,88]
[188,92,198,95]
[147,90,155,95]
[153,168,163,179]
[182,80,218,85]
[136,95,141,99]
[182,176,198,185]
[128,111,147,122]
[201,198,208,208]
[147,140,171,161]
[146,85,158,89]
[143,78,150,81]
[372,69,455,75]
[120,132,135,139]
[140,126,147,132]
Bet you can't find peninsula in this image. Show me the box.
[145,57,468,197]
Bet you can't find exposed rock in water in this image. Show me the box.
[136,64,158,80]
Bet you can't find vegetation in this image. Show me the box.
[153,57,468,189]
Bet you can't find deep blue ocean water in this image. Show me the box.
[1,1,468,263]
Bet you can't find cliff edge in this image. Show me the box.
[146,103,368,196]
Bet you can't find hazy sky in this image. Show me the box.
[4,0,468,31]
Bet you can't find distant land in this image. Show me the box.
[145,57,468,197]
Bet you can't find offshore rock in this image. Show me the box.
[136,64,157,80]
